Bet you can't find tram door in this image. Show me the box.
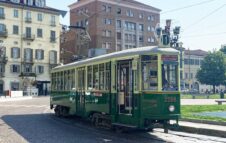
[117,60,133,115]
[76,68,86,116]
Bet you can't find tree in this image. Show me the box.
[196,51,226,93]
[220,46,226,54]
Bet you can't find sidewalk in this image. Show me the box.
[0,96,32,102]
[171,120,226,138]
[181,99,218,105]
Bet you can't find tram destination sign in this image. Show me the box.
[161,55,178,61]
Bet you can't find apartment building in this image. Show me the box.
[67,0,160,57]
[0,0,63,95]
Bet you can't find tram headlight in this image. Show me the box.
[169,105,175,112]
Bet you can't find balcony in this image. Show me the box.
[22,58,33,64]
[0,13,5,19]
[50,37,56,43]
[50,21,56,27]
[0,30,8,38]
[25,17,32,23]
[0,56,8,64]
[23,34,35,41]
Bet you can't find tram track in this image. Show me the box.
[42,107,226,143]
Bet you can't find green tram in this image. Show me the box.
[50,46,180,132]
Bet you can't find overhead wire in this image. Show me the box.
[183,4,226,31]
[161,0,217,14]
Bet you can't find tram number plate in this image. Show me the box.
[164,97,176,103]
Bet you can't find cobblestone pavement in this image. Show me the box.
[0,97,226,143]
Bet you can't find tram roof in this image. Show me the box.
[53,46,179,71]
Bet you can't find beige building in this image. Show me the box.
[67,0,160,58]
[0,0,63,95]
[183,49,225,93]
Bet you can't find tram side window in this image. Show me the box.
[64,71,68,90]
[162,64,178,91]
[60,72,64,90]
[99,64,105,90]
[93,65,99,90]
[87,66,93,90]
[71,69,75,89]
[77,68,85,90]
[105,62,111,90]
[142,55,158,90]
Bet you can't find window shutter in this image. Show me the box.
[18,65,20,73]
[11,48,13,58]
[31,49,33,60]
[41,50,44,60]
[18,48,20,58]
[35,49,38,59]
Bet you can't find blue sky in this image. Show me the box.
[46,0,226,51]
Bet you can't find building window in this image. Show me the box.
[10,0,20,3]
[103,18,112,25]
[51,15,56,24]
[139,24,144,31]
[37,13,43,21]
[116,20,121,28]
[24,64,32,73]
[117,32,121,40]
[148,26,151,31]
[148,15,154,21]
[27,0,33,6]
[11,25,18,35]
[102,42,111,49]
[25,27,32,37]
[184,59,189,65]
[190,73,193,79]
[126,10,134,17]
[0,7,4,17]
[102,30,111,37]
[117,8,121,14]
[36,65,44,74]
[117,44,122,51]
[37,28,43,38]
[24,48,33,62]
[10,65,20,73]
[139,35,144,42]
[148,37,155,43]
[0,24,5,32]
[26,11,31,18]
[85,19,89,26]
[50,30,56,42]
[124,21,136,31]
[0,64,4,73]
[139,13,143,19]
[35,49,44,60]
[49,50,57,64]
[102,5,106,11]
[14,9,18,18]
[11,82,19,91]
[11,47,20,59]
[35,0,45,7]
[195,59,199,65]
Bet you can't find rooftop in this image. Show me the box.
[184,49,208,56]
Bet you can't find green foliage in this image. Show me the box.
[220,46,226,54]
[196,51,226,89]
[181,105,226,122]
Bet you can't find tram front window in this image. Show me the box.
[162,64,178,91]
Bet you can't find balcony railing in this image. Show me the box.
[0,30,8,38]
[25,17,32,23]
[23,34,35,41]
[0,13,5,19]
[50,21,56,27]
[0,56,8,64]
[23,58,33,64]
[50,37,56,43]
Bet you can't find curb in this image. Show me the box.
[0,96,32,102]
[180,118,226,126]
[171,125,226,138]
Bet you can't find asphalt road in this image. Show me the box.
[0,97,226,143]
